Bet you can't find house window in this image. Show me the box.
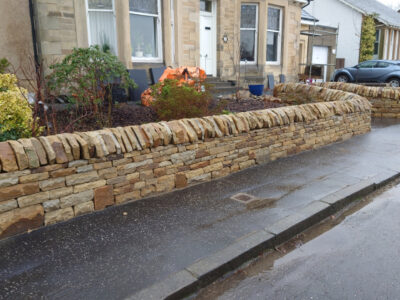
[129,0,163,62]
[374,29,380,57]
[86,0,117,54]
[266,6,282,64]
[240,4,258,63]
[200,0,212,12]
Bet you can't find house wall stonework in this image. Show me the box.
[34,0,78,71]
[0,0,34,86]
[0,84,372,240]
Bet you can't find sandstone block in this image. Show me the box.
[63,133,81,160]
[126,172,140,183]
[51,167,76,178]
[32,164,62,174]
[123,127,140,150]
[57,134,74,161]
[30,138,48,165]
[106,176,126,185]
[212,168,231,179]
[0,199,18,213]
[18,191,50,207]
[109,128,127,153]
[170,150,195,164]
[94,185,114,210]
[60,190,94,208]
[47,135,68,164]
[20,172,49,183]
[0,176,18,188]
[43,199,60,212]
[19,139,40,169]
[76,164,94,173]
[0,183,40,201]
[39,177,65,191]
[49,187,73,200]
[168,120,189,144]
[66,171,99,186]
[141,185,156,196]
[8,141,29,170]
[115,190,140,204]
[98,167,118,179]
[74,201,94,216]
[73,134,90,159]
[73,180,106,193]
[175,173,187,188]
[101,130,119,154]
[0,204,44,238]
[45,207,74,226]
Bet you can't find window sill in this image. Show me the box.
[132,57,163,64]
[240,61,257,65]
[266,61,281,66]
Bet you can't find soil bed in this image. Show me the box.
[44,97,284,133]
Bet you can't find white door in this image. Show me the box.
[312,46,328,82]
[199,0,216,76]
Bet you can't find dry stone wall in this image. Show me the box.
[314,82,400,118]
[0,84,372,239]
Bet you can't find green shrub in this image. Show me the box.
[47,46,136,128]
[0,58,9,74]
[0,73,41,141]
[150,79,217,121]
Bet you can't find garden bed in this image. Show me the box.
[46,96,285,133]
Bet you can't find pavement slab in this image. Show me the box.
[1,119,400,299]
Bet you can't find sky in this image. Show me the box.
[377,0,400,10]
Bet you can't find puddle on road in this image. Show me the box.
[192,178,400,300]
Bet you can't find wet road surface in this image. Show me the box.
[1,119,400,299]
[195,181,400,300]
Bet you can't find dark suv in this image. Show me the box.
[332,60,400,87]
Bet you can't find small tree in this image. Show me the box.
[359,15,376,62]
[47,46,136,130]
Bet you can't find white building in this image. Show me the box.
[305,0,400,68]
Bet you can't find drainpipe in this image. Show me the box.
[301,0,313,9]
[28,0,40,69]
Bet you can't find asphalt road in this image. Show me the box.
[195,182,400,300]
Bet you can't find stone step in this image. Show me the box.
[211,86,237,96]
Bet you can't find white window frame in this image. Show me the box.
[240,3,258,65]
[85,0,118,54]
[130,0,163,63]
[266,5,282,65]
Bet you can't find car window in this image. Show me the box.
[375,62,390,68]
[357,61,377,68]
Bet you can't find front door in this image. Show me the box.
[199,0,216,76]
[312,46,328,81]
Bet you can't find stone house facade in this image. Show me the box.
[1,0,305,85]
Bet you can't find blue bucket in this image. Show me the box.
[248,84,264,96]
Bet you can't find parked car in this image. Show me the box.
[331,60,400,87]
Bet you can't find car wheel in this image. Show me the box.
[387,78,400,88]
[336,74,349,83]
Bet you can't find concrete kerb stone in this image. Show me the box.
[127,270,198,300]
[129,169,400,300]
